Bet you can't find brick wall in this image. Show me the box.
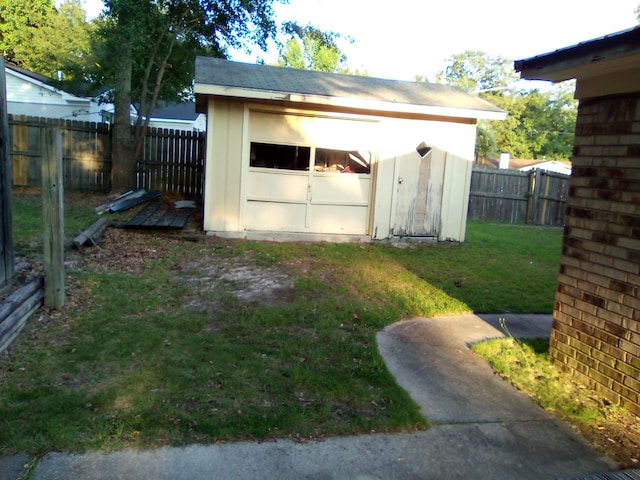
[552,92,640,416]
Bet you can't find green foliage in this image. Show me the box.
[485,84,577,160]
[0,0,54,65]
[0,0,94,91]
[278,23,350,73]
[436,51,577,161]
[92,0,283,190]
[436,50,519,94]
[473,337,637,427]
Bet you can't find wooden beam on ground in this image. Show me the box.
[72,217,110,248]
[41,127,65,308]
[0,276,44,354]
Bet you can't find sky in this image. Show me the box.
[81,0,640,82]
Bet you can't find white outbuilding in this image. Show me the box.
[194,57,504,242]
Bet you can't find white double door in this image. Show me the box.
[244,111,376,235]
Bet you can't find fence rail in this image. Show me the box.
[8,115,205,196]
[467,166,569,227]
[9,115,111,190]
[138,127,205,197]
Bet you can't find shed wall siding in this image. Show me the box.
[551,92,640,415]
[202,99,477,241]
[203,98,245,233]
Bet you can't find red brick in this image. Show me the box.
[611,381,634,402]
[597,362,624,383]
[581,292,607,309]
[572,317,597,335]
[581,311,607,330]
[589,369,615,389]
[575,349,599,369]
[627,353,640,370]
[616,359,640,378]
[592,326,622,346]
[556,301,582,319]
[623,374,640,394]
[613,257,640,275]
[604,244,632,261]
[605,299,634,319]
[600,342,626,362]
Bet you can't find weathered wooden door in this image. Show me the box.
[392,146,445,237]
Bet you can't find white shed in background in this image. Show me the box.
[195,58,505,242]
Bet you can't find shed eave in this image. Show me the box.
[194,83,505,121]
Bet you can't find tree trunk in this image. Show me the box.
[111,37,135,193]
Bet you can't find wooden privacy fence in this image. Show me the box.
[10,115,111,190]
[467,167,570,227]
[8,115,206,196]
[137,126,205,197]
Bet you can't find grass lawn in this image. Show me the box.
[0,190,563,455]
[474,338,640,467]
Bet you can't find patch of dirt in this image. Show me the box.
[176,255,295,306]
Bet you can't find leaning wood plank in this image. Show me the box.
[72,217,110,248]
[0,276,43,321]
[0,293,42,354]
[109,190,162,213]
[0,276,44,354]
[95,189,145,215]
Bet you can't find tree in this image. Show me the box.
[483,84,576,161]
[0,0,94,91]
[436,50,519,94]
[93,0,282,192]
[435,51,577,161]
[0,0,53,66]
[278,23,350,73]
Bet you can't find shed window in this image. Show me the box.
[250,143,310,171]
[314,148,371,174]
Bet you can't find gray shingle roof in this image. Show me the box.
[515,26,640,82]
[195,57,504,117]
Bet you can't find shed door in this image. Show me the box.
[393,147,445,237]
[244,111,375,235]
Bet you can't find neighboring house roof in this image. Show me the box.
[514,26,640,98]
[6,62,88,105]
[6,62,53,85]
[518,160,572,176]
[135,101,206,131]
[5,63,107,122]
[194,57,506,120]
[148,101,200,121]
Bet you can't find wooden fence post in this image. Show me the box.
[525,168,541,224]
[41,127,65,308]
[0,58,14,286]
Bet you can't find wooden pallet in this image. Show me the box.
[124,200,194,230]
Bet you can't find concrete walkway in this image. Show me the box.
[2,314,622,479]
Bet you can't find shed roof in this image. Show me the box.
[194,57,505,120]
